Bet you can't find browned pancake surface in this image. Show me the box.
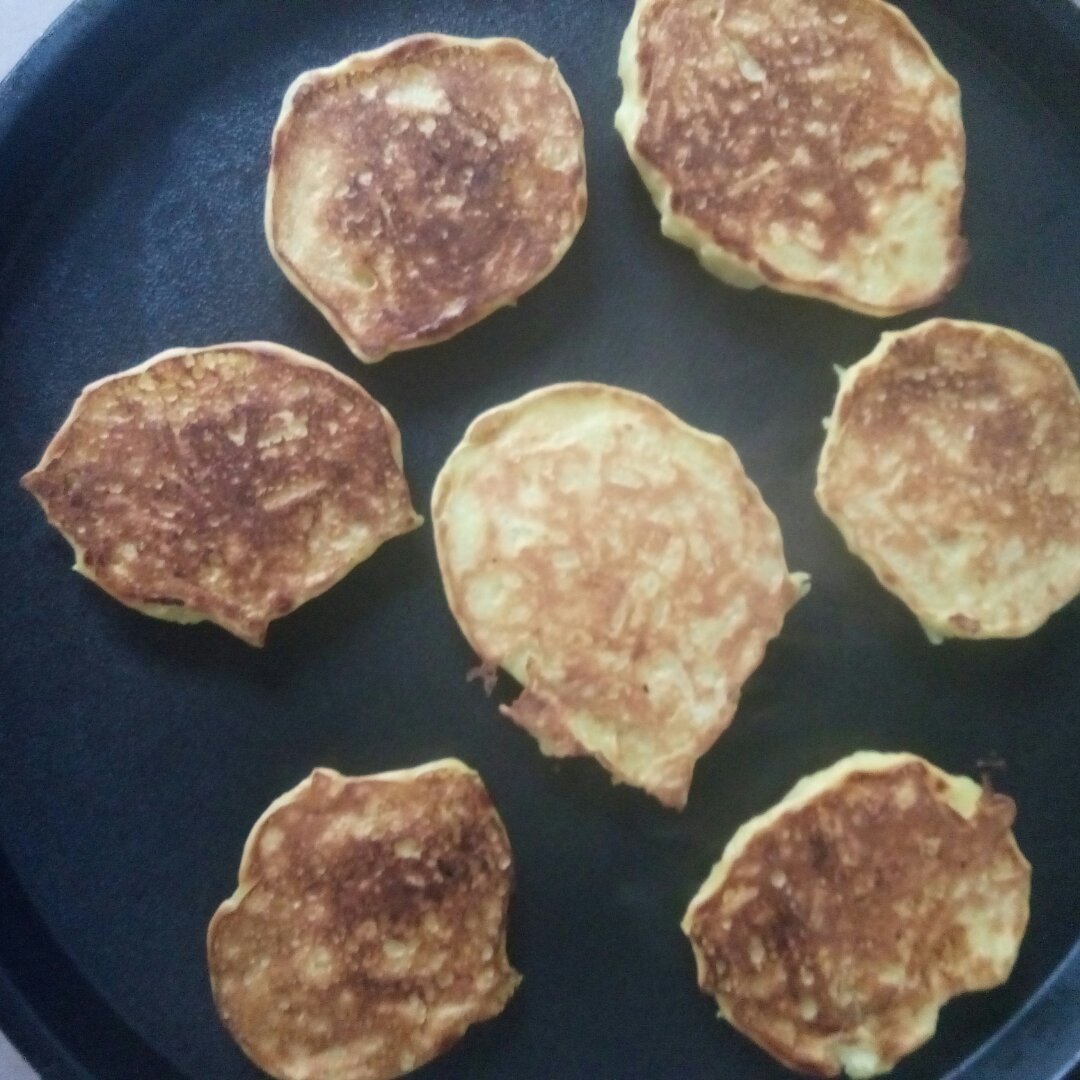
[208,763,519,1080]
[620,0,966,313]
[22,344,421,645]
[432,383,805,808]
[684,755,1030,1077]
[817,320,1080,639]
[268,34,586,362]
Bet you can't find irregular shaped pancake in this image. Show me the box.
[266,34,587,363]
[615,0,966,315]
[432,383,806,809]
[21,343,422,646]
[816,319,1080,641]
[683,751,1031,1078]
[208,761,520,1080]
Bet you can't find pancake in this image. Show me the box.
[816,319,1080,641]
[683,751,1031,1078]
[266,34,587,363]
[432,383,807,809]
[208,761,520,1080]
[21,342,422,646]
[615,0,966,315]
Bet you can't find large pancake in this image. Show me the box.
[615,0,966,315]
[21,342,422,646]
[816,319,1080,641]
[208,761,519,1080]
[431,382,807,809]
[266,34,587,363]
[683,751,1031,1078]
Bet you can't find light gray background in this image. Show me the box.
[0,0,63,80]
[2,2,70,1075]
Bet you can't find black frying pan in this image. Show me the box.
[1,1,1078,1077]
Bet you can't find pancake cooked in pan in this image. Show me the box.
[208,761,520,1080]
[432,382,807,809]
[817,319,1080,641]
[683,751,1031,1078]
[22,342,422,646]
[267,34,587,362]
[615,0,966,315]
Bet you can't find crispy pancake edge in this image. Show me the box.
[266,33,588,363]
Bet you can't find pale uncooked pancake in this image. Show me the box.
[208,761,520,1080]
[267,34,587,363]
[22,342,422,646]
[817,319,1080,640]
[432,382,806,809]
[683,751,1031,1078]
[615,0,966,315]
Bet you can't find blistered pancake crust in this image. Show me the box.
[267,34,587,362]
[817,319,1080,640]
[683,753,1031,1078]
[22,343,422,645]
[208,763,520,1080]
[432,383,805,808]
[616,0,966,314]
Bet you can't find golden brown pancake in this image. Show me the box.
[817,319,1080,641]
[22,342,422,646]
[432,383,807,809]
[615,0,966,315]
[683,751,1031,1078]
[266,34,587,363]
[208,761,520,1080]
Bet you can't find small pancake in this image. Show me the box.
[208,761,520,1080]
[432,383,807,809]
[816,319,1080,641]
[266,34,587,363]
[683,751,1031,1078]
[21,342,422,646]
[615,0,966,315]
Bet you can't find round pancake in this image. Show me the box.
[208,761,520,1080]
[21,342,422,646]
[683,751,1031,1078]
[431,383,807,809]
[816,319,1080,641]
[615,0,966,315]
[266,34,587,363]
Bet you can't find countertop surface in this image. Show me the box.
[0,0,64,83]
[2,2,67,1074]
